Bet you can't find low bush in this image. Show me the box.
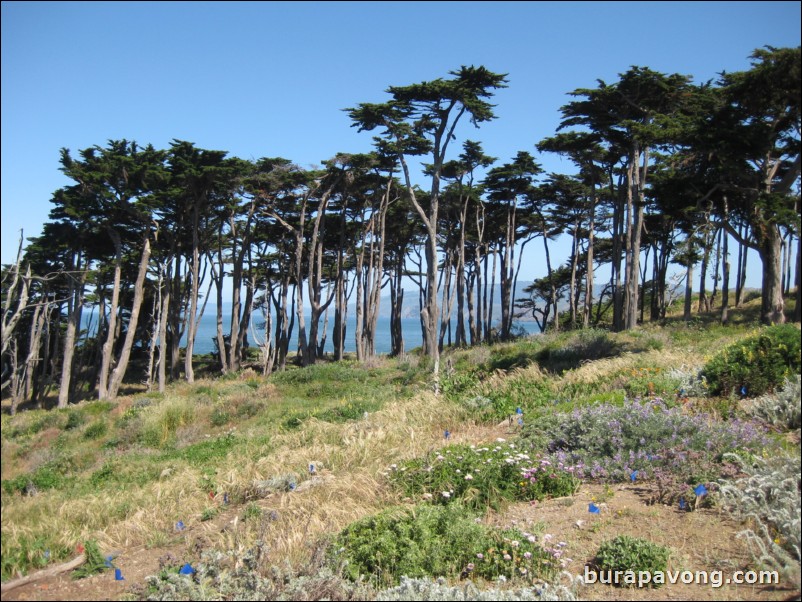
[333,504,558,587]
[594,536,670,587]
[702,324,801,398]
[718,452,801,585]
[389,442,581,511]
[745,376,801,431]
[519,398,768,491]
[375,576,579,601]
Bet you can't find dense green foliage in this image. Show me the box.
[702,324,801,397]
[332,504,556,587]
[594,536,670,586]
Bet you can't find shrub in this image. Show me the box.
[2,464,71,495]
[83,421,108,440]
[139,544,372,601]
[389,443,581,511]
[375,576,579,601]
[519,398,768,487]
[333,504,558,587]
[702,324,801,398]
[65,410,87,431]
[718,452,801,585]
[594,536,670,587]
[745,376,801,431]
[209,407,231,427]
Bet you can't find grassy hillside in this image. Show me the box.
[1,297,800,601]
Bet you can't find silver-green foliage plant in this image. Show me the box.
[139,544,374,601]
[375,575,580,601]
[718,452,801,586]
[667,366,708,398]
[746,376,801,431]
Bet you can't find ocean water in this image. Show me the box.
[190,313,539,356]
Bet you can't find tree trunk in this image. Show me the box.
[793,231,801,323]
[107,235,152,399]
[684,261,694,323]
[184,205,203,383]
[721,228,730,325]
[58,255,85,407]
[98,230,122,399]
[757,225,786,325]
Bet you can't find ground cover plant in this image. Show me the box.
[517,397,770,504]
[745,375,802,431]
[331,503,559,587]
[593,536,670,588]
[718,452,801,586]
[388,442,581,510]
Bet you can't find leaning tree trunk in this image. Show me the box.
[107,235,152,400]
[58,256,86,407]
[98,230,123,400]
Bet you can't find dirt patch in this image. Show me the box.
[490,483,800,601]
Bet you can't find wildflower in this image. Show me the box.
[465,474,473,481]
[524,551,532,559]
[511,540,520,548]
[442,491,451,499]
[519,567,528,575]
[503,554,512,561]
[496,438,506,442]
[527,535,536,543]
[466,562,475,571]
[476,553,484,560]
[543,534,554,542]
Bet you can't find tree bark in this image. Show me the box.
[107,235,152,399]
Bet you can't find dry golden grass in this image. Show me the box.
[559,349,696,388]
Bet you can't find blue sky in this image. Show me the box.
[2,1,800,290]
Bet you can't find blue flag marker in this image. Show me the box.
[223,492,229,504]
[444,430,450,440]
[105,555,114,568]
[44,550,51,560]
[589,503,601,514]
[516,407,523,415]
[115,568,125,581]
[517,417,524,426]
[679,498,687,510]
[630,470,638,483]
[740,385,747,397]
[289,482,296,490]
[694,483,708,497]
[309,463,316,474]
[179,563,196,575]
[175,520,185,531]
